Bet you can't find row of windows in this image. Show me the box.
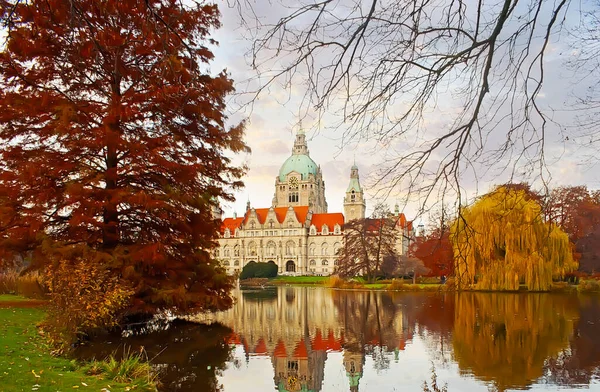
[219,241,341,257]
[224,228,310,238]
[221,260,337,267]
[224,223,342,238]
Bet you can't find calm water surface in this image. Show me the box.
[76,288,600,392]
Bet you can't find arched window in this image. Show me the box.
[250,221,256,229]
[285,240,295,256]
[333,242,341,255]
[234,245,240,257]
[334,224,341,235]
[322,260,329,266]
[351,190,356,201]
[234,260,239,266]
[288,192,299,203]
[286,260,296,272]
[266,241,277,256]
[223,246,230,257]
[224,228,230,238]
[309,243,316,256]
[322,225,329,235]
[309,225,317,235]
[248,241,257,256]
[310,260,316,265]
[321,243,328,256]
[224,260,230,266]
[214,249,220,257]
[269,220,274,228]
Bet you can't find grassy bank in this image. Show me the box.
[270,276,330,285]
[0,296,157,392]
[266,276,444,291]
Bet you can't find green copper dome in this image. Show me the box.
[279,154,318,181]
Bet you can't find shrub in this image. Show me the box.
[0,270,18,294]
[83,348,158,391]
[387,279,405,291]
[44,252,133,346]
[239,262,278,280]
[325,275,364,289]
[0,270,47,298]
[578,279,600,293]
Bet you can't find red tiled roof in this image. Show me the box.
[312,329,328,351]
[220,217,244,235]
[273,339,287,358]
[293,340,308,359]
[254,338,268,354]
[327,330,342,352]
[243,206,310,225]
[311,213,344,232]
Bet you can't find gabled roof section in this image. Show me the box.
[243,206,310,225]
[311,213,344,232]
[220,217,244,235]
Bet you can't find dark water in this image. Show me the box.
[76,288,600,391]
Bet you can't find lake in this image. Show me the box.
[76,287,600,391]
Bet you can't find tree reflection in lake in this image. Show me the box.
[544,294,600,386]
[75,321,234,391]
[452,293,579,391]
[78,287,600,391]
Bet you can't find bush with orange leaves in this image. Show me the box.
[44,250,133,346]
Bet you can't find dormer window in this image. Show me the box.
[234,228,240,237]
[309,225,316,235]
[224,228,230,238]
[322,225,329,235]
[334,224,341,235]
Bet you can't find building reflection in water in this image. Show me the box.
[195,287,413,391]
[193,287,600,392]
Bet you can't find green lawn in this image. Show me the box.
[0,296,149,392]
[271,276,330,285]
[0,294,33,302]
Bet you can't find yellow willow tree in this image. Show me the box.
[451,186,577,291]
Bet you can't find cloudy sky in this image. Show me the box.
[207,0,600,222]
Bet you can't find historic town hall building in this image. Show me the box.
[215,129,413,275]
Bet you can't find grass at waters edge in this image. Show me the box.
[0,295,157,392]
[248,276,600,293]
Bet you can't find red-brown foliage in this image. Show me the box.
[0,0,248,318]
[412,231,453,277]
[544,186,600,275]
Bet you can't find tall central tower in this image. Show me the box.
[273,129,328,212]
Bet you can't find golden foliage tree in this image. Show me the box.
[451,186,577,291]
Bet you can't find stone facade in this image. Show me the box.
[215,129,414,275]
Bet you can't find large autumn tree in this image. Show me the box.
[451,186,577,291]
[0,0,247,316]
[543,186,600,275]
[336,204,398,282]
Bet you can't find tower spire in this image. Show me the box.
[344,164,366,221]
[293,123,308,155]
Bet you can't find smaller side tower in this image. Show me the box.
[343,164,366,221]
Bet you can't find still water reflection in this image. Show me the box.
[76,288,600,391]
